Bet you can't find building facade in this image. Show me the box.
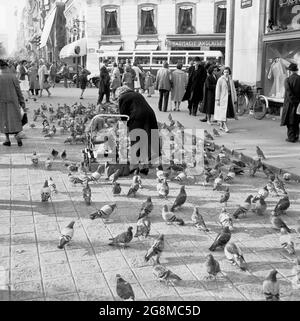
[232,0,300,101]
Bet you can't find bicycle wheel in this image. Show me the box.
[253,95,268,120]
[236,94,249,116]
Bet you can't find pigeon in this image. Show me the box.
[30,123,36,128]
[112,182,121,195]
[253,196,267,216]
[58,221,75,249]
[191,207,209,231]
[266,180,278,196]
[220,187,230,207]
[156,166,167,181]
[256,145,266,160]
[252,186,269,202]
[41,180,51,202]
[170,186,187,212]
[224,242,247,271]
[229,165,245,175]
[292,258,300,289]
[168,113,173,123]
[135,217,151,238]
[204,130,214,141]
[162,205,184,225]
[273,194,290,216]
[209,226,231,251]
[224,170,235,183]
[262,164,275,181]
[248,158,263,177]
[205,254,221,279]
[219,209,234,231]
[213,128,220,137]
[138,197,153,220]
[273,175,287,195]
[127,183,139,197]
[132,169,142,188]
[279,228,295,255]
[109,169,120,185]
[157,178,169,199]
[153,264,182,285]
[232,160,246,168]
[174,171,187,182]
[82,181,92,205]
[145,234,164,264]
[213,173,223,191]
[67,162,79,173]
[61,150,67,160]
[283,173,292,182]
[48,177,57,194]
[31,152,39,166]
[270,211,293,233]
[89,164,105,182]
[90,203,117,221]
[116,274,135,301]
[45,157,52,170]
[108,226,133,248]
[68,174,85,185]
[263,270,279,301]
[51,149,59,159]
[233,195,253,219]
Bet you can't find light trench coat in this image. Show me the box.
[214,75,237,122]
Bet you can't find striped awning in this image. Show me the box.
[40,8,57,49]
[59,38,87,59]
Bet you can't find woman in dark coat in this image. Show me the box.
[201,65,219,124]
[117,86,161,168]
[0,59,25,146]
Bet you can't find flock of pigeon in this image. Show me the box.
[27,103,300,301]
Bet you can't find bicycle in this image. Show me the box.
[236,84,250,116]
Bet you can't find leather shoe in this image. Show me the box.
[200,118,207,122]
[285,138,296,143]
[3,141,11,147]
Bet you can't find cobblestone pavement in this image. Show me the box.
[0,87,300,301]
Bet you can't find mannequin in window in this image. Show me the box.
[268,57,290,98]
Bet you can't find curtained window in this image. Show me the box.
[177,5,195,34]
[139,7,157,34]
[103,8,120,35]
[215,3,227,33]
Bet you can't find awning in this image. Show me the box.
[59,38,87,59]
[99,45,122,52]
[135,44,158,51]
[40,8,57,48]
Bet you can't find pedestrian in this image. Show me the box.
[16,60,30,100]
[214,67,238,133]
[155,62,172,112]
[117,85,161,167]
[171,63,188,112]
[49,61,57,88]
[28,62,40,96]
[200,65,219,124]
[138,63,146,93]
[281,63,300,143]
[118,62,124,77]
[144,69,155,97]
[183,57,207,116]
[132,62,143,93]
[79,67,91,99]
[0,59,26,147]
[38,59,51,97]
[97,59,111,105]
[182,60,195,112]
[59,63,69,88]
[122,66,134,90]
[110,62,121,100]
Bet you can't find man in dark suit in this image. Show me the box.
[281,63,300,143]
[183,57,207,116]
[97,59,111,104]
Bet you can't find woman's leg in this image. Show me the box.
[178,102,181,111]
[46,89,51,96]
[39,89,43,97]
[3,133,11,146]
[80,89,85,98]
[173,102,177,111]
[15,132,23,146]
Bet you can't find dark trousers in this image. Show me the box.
[158,89,170,112]
[287,123,300,141]
[30,89,39,96]
[191,101,200,116]
[98,85,110,104]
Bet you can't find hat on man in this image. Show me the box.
[288,63,299,72]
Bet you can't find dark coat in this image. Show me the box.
[201,74,218,115]
[182,64,207,104]
[281,73,300,126]
[0,67,25,134]
[99,65,110,93]
[119,91,161,162]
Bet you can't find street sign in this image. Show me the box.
[241,0,253,9]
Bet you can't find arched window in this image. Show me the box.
[102,6,120,35]
[176,3,196,34]
[139,4,157,35]
[215,2,227,33]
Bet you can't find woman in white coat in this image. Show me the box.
[214,67,237,133]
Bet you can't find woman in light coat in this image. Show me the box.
[132,62,143,92]
[38,59,51,97]
[171,63,188,111]
[214,67,237,133]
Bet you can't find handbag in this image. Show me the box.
[297,102,300,115]
[20,108,28,126]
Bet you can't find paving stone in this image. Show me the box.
[74,273,107,292]
[11,265,41,283]
[78,288,114,301]
[44,277,76,296]
[40,251,68,265]
[11,280,43,301]
[46,292,80,301]
[69,259,101,276]
[41,262,72,280]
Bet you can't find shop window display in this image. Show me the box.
[264,39,300,98]
[266,0,300,33]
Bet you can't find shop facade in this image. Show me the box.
[232,0,300,101]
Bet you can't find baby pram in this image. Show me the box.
[83,112,131,176]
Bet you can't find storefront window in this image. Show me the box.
[177,4,196,34]
[139,6,157,35]
[215,2,227,33]
[102,7,120,35]
[264,39,300,98]
[266,0,300,33]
